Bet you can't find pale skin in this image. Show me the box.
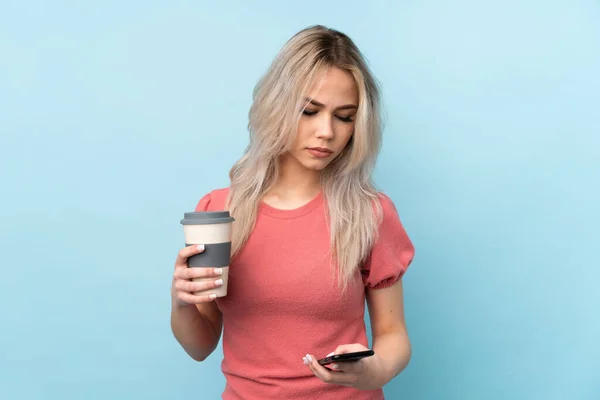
[170,67,411,388]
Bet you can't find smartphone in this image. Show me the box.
[317,350,375,365]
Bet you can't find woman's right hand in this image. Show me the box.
[172,244,224,305]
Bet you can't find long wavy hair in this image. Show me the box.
[227,25,384,291]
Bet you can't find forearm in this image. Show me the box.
[170,300,220,361]
[370,330,411,388]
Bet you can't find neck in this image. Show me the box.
[268,155,321,200]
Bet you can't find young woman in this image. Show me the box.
[170,25,415,399]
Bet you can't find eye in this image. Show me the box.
[336,115,354,123]
[303,109,317,116]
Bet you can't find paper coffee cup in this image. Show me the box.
[180,211,235,297]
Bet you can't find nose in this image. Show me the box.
[315,114,334,140]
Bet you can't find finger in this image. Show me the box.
[320,352,340,371]
[304,354,333,382]
[333,360,362,374]
[176,244,205,265]
[305,354,354,386]
[308,363,352,387]
[174,266,224,280]
[334,343,367,355]
[177,291,217,304]
[175,277,224,293]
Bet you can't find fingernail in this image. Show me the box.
[306,354,313,363]
[331,364,339,369]
[197,244,205,251]
[215,279,223,286]
[302,357,308,364]
[214,268,223,275]
[209,294,217,299]
[327,352,335,357]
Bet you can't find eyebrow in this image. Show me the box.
[304,98,358,111]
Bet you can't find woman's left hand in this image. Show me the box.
[303,343,382,390]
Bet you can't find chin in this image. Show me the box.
[302,160,331,171]
[285,152,333,172]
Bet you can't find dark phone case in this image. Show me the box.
[317,350,375,365]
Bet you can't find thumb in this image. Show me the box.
[333,343,367,355]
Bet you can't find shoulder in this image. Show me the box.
[194,187,230,212]
[376,191,396,208]
[372,191,411,243]
[374,191,400,220]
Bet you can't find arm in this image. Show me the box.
[170,244,224,362]
[303,279,411,390]
[366,279,411,387]
[170,295,223,362]
[304,193,414,388]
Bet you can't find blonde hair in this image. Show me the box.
[227,25,383,291]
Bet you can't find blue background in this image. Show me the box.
[1,1,599,399]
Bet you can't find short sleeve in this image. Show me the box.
[361,193,415,289]
[194,192,212,212]
[193,188,229,212]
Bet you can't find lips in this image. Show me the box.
[307,147,333,158]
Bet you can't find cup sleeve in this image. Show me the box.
[361,193,415,289]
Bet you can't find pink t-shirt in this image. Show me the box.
[195,188,415,399]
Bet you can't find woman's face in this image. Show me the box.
[285,67,358,172]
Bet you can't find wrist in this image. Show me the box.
[363,354,391,390]
[171,288,194,310]
[366,347,407,389]
[172,298,187,309]
[171,295,196,310]
[171,280,189,309]
[367,332,411,389]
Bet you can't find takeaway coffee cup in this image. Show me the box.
[180,211,235,297]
